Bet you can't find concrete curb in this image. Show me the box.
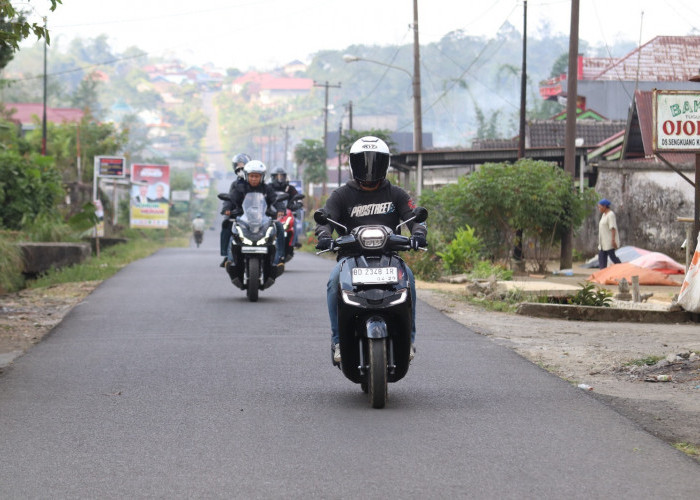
[516,302,696,323]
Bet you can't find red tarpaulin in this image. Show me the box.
[587,263,681,286]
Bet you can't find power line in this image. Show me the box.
[4,52,149,82]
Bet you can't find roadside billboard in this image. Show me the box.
[193,168,210,200]
[653,90,700,152]
[130,164,170,229]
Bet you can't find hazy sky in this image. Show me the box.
[27,0,700,70]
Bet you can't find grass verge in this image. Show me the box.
[28,237,187,289]
[673,442,700,461]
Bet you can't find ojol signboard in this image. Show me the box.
[653,90,700,152]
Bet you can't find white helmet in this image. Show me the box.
[349,136,391,188]
[243,160,267,182]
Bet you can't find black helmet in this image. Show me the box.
[270,167,288,189]
[349,136,390,188]
[232,153,251,176]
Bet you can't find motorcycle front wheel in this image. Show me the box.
[247,257,260,302]
[368,338,387,408]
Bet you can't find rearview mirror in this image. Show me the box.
[413,207,428,223]
[314,209,330,225]
[217,193,231,201]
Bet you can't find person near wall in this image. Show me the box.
[597,198,621,269]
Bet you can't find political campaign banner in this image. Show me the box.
[130,164,170,229]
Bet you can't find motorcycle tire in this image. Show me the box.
[247,257,260,302]
[368,338,388,409]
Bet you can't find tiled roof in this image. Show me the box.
[526,120,626,148]
[5,103,84,125]
[591,36,700,82]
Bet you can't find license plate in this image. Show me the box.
[352,267,398,284]
[240,246,268,254]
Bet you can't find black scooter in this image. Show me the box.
[314,207,428,408]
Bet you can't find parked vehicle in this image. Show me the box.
[314,206,428,408]
[218,191,288,302]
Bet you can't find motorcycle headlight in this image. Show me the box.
[357,227,387,249]
[341,290,363,305]
[388,288,408,306]
[262,226,275,245]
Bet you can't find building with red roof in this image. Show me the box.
[4,103,84,133]
[539,36,700,120]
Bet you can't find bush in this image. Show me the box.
[402,249,443,281]
[568,282,612,307]
[436,225,483,274]
[0,152,64,230]
[0,235,25,293]
[468,260,513,281]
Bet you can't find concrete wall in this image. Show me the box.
[19,242,91,276]
[574,160,696,260]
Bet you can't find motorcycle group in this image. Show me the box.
[214,137,429,408]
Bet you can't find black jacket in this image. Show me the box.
[314,180,427,240]
[272,182,300,211]
[227,180,278,215]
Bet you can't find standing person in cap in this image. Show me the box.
[597,198,621,269]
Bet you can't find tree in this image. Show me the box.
[421,159,597,272]
[0,151,64,230]
[294,139,326,197]
[0,1,62,53]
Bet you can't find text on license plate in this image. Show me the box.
[352,267,398,284]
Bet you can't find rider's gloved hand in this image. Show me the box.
[409,235,427,250]
[316,237,334,251]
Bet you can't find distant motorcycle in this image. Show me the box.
[276,193,304,263]
[193,230,203,248]
[218,191,288,302]
[315,206,429,408]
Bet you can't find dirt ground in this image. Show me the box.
[1,278,699,455]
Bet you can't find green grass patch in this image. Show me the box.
[623,355,664,367]
[673,442,700,461]
[27,237,186,289]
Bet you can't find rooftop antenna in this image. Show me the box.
[634,10,644,94]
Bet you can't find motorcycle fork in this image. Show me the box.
[357,337,396,375]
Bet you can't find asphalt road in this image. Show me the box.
[1,233,698,498]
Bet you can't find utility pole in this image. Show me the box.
[280,125,294,172]
[346,101,353,131]
[518,0,527,160]
[561,0,580,270]
[412,0,424,197]
[337,121,343,188]
[313,80,341,195]
[41,17,47,156]
[514,0,528,268]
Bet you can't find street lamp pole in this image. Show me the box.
[343,12,425,197]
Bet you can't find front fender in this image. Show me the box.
[366,316,388,339]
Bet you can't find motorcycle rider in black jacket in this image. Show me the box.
[228,160,287,275]
[220,153,250,267]
[314,136,427,364]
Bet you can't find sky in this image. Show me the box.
[24,0,700,70]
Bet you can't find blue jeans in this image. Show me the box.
[327,257,417,345]
[273,221,285,265]
[226,220,286,265]
[220,219,232,257]
[598,249,621,269]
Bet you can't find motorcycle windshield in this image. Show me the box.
[240,192,268,227]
